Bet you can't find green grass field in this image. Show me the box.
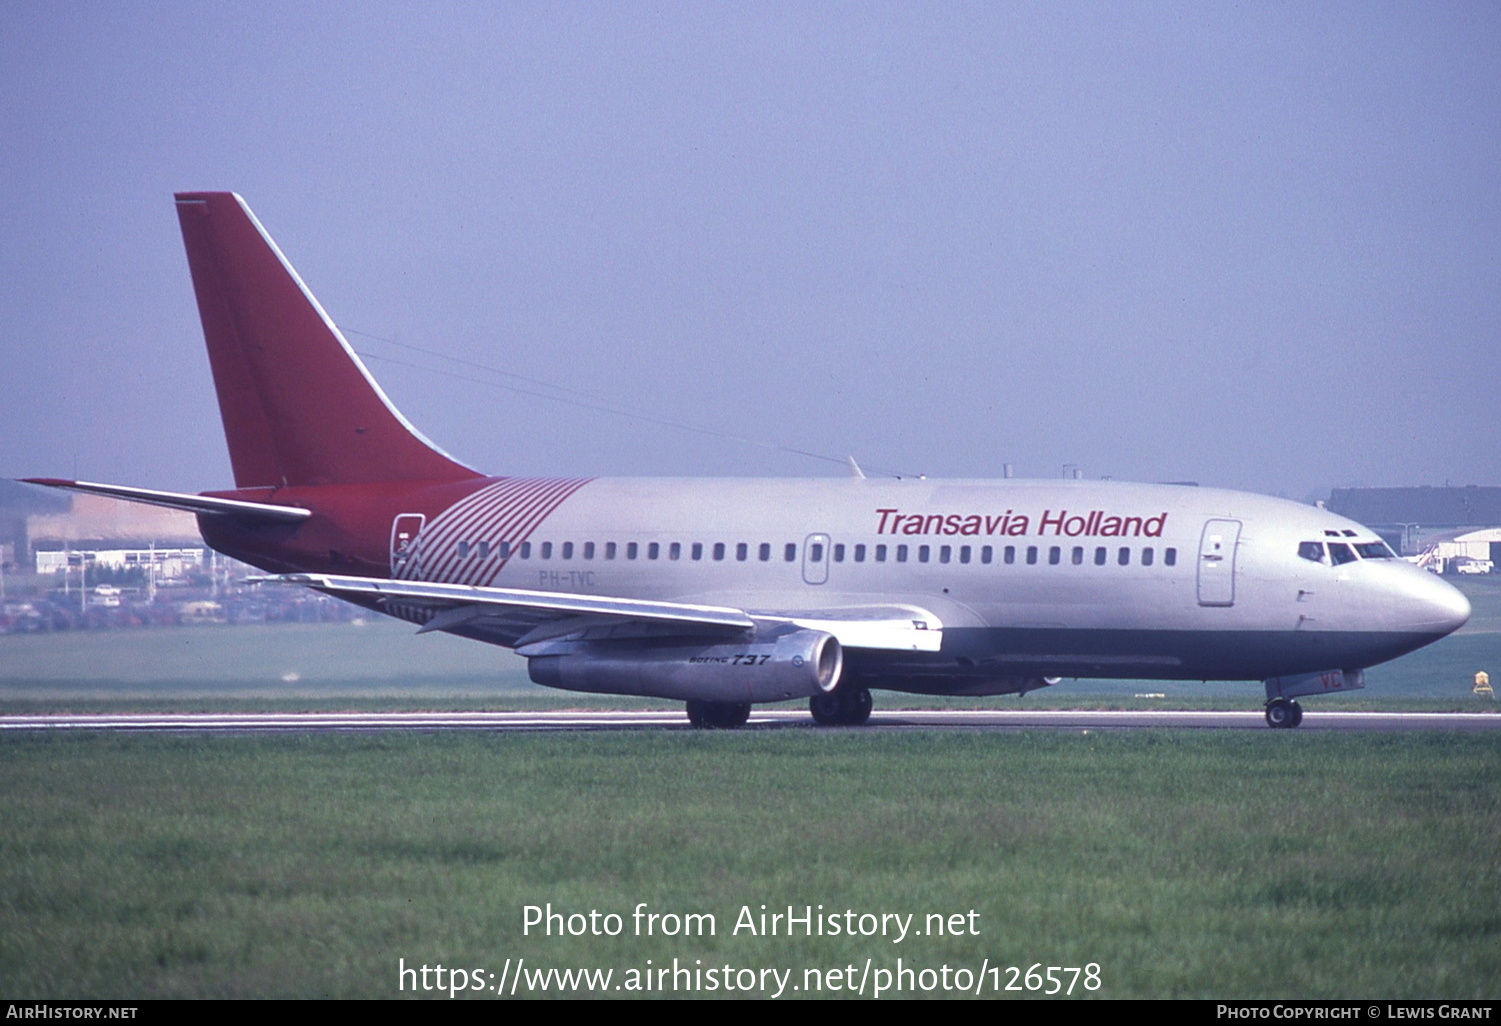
[0,730,1496,999]
[1,578,1498,998]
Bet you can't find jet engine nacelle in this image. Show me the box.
[525,628,843,703]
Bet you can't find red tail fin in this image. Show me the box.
[174,192,479,489]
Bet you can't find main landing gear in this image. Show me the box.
[1264,697,1303,729]
[685,699,751,729]
[809,686,873,727]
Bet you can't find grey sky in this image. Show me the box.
[2,2,1497,500]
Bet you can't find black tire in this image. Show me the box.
[715,702,752,728]
[1287,701,1303,728]
[841,687,873,726]
[810,691,844,726]
[1265,698,1294,729]
[685,699,710,728]
[810,687,873,726]
[687,699,751,729]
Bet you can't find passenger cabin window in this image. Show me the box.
[784,543,797,562]
[648,542,660,560]
[583,542,595,560]
[520,542,531,559]
[1117,547,1130,566]
[854,544,867,562]
[1004,546,1016,564]
[1164,548,1177,566]
[759,543,771,561]
[736,542,748,561]
[670,543,682,560]
[1048,546,1061,565]
[1094,546,1107,566]
[627,542,639,560]
[1026,546,1038,565]
[1141,547,1153,566]
[833,544,845,562]
[713,543,725,561]
[561,542,573,559]
[875,545,887,562]
[690,543,703,560]
[499,541,512,559]
[809,543,824,562]
[918,545,930,563]
[896,545,909,563]
[981,545,992,564]
[605,542,616,559]
[540,542,553,559]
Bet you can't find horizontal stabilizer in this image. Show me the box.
[20,479,312,523]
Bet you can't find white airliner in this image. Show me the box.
[26,193,1472,729]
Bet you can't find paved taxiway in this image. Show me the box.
[2,709,1497,732]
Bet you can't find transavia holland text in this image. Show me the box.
[874,508,1169,537]
[522,903,979,943]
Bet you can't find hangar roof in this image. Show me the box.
[1327,486,1501,528]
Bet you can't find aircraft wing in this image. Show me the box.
[251,573,943,652]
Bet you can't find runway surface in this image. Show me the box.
[2,709,1498,732]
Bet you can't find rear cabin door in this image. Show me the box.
[390,514,426,577]
[1197,519,1242,607]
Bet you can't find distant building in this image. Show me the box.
[1326,486,1501,563]
[25,492,205,579]
[35,546,207,579]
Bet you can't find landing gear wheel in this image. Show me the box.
[717,702,752,728]
[685,700,751,729]
[809,692,843,726]
[842,687,873,726]
[1265,697,1301,729]
[809,687,873,726]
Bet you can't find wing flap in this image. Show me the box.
[252,573,946,652]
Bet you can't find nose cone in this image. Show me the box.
[1401,571,1471,637]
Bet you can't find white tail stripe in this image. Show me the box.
[399,477,592,583]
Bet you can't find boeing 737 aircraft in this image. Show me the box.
[26,193,1472,728]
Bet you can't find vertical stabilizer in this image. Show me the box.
[174,192,479,488]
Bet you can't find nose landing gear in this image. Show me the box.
[1264,697,1303,729]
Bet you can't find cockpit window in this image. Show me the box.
[1328,542,1357,565]
[1298,541,1325,562]
[1354,541,1396,559]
